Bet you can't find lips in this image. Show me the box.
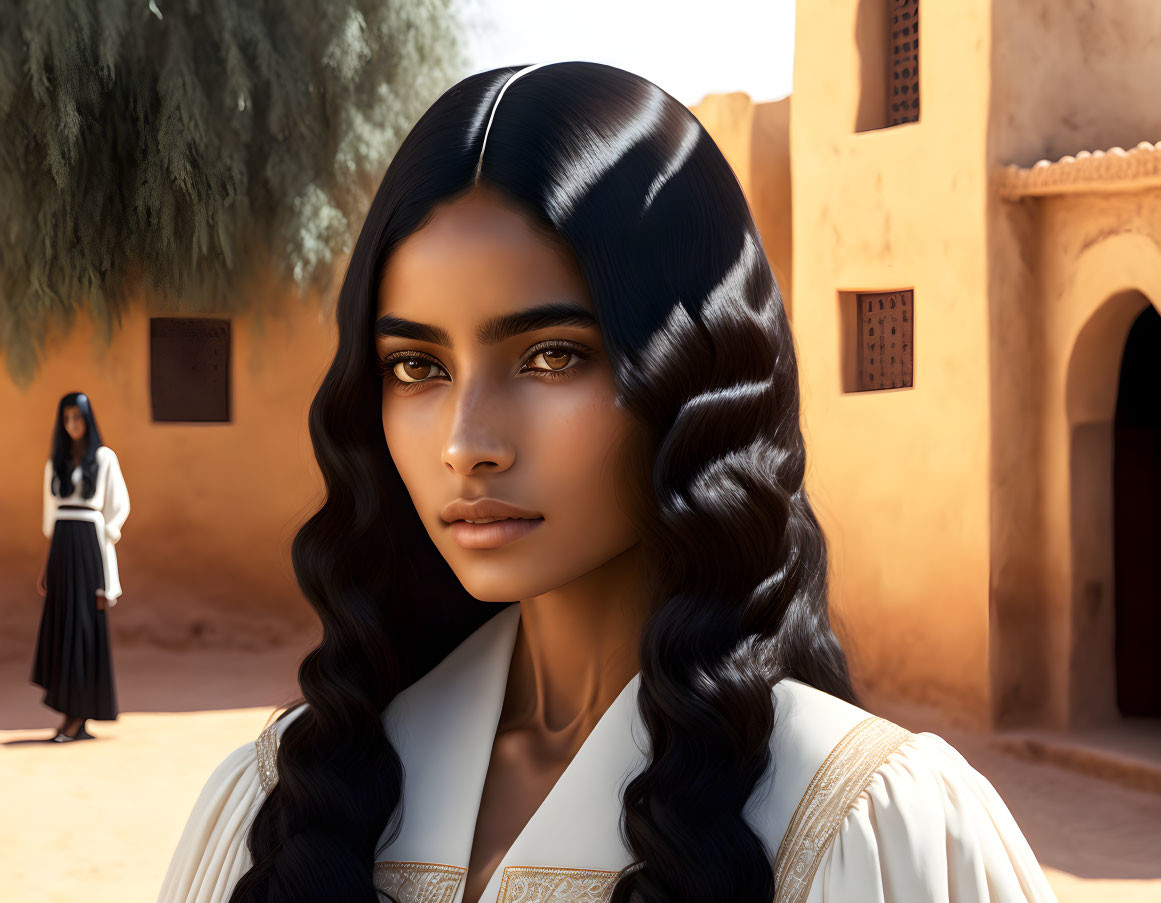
[440,497,543,524]
[448,516,544,550]
[440,497,544,550]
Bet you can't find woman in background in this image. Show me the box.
[33,391,130,742]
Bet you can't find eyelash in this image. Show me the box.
[377,340,593,391]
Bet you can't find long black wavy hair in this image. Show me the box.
[231,61,856,903]
[50,391,103,499]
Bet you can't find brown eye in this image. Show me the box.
[528,348,575,372]
[394,358,438,383]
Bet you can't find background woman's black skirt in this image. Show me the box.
[31,519,118,721]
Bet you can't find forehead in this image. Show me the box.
[377,189,590,321]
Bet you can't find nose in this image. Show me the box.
[441,382,516,476]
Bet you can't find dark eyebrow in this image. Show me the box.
[373,301,597,349]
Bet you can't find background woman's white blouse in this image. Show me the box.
[43,445,131,601]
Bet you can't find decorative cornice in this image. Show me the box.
[997,140,1161,200]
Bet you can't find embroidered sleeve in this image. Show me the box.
[773,716,913,903]
[784,728,1060,902]
[255,722,280,795]
[253,704,310,795]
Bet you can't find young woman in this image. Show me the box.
[33,391,130,741]
[159,63,1058,903]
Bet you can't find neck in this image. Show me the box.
[503,543,652,740]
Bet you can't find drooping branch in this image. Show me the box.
[0,0,469,384]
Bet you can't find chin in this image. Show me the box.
[447,548,624,604]
[447,559,569,604]
[456,574,555,604]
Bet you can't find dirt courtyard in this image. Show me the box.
[1,643,1159,903]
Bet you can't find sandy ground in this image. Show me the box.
[1,644,306,903]
[2,645,1159,903]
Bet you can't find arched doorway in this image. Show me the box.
[1025,233,1161,731]
[1065,289,1158,727]
[1113,303,1161,716]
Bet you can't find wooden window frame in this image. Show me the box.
[838,289,915,392]
[149,316,232,423]
[889,0,920,126]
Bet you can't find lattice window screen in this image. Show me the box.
[150,317,232,422]
[889,0,919,125]
[857,291,913,390]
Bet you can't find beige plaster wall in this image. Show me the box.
[791,0,994,721]
[983,185,1051,727]
[690,94,793,317]
[991,0,1161,165]
[0,293,335,660]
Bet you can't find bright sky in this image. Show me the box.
[460,0,796,107]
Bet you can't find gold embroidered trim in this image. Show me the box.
[255,723,280,795]
[772,715,914,903]
[498,866,622,903]
[373,861,466,903]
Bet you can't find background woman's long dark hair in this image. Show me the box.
[231,62,856,903]
[50,391,103,499]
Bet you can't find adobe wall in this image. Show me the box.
[792,0,994,722]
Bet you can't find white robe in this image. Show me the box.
[158,604,1059,903]
[43,445,131,603]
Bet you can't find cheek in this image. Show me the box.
[382,402,437,503]
[533,393,640,537]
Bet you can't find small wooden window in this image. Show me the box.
[857,291,913,390]
[889,0,919,126]
[150,317,231,422]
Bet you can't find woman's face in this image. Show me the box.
[62,405,86,443]
[376,187,644,603]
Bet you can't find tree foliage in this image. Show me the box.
[0,0,469,383]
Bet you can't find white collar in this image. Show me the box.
[376,603,643,902]
[370,602,884,903]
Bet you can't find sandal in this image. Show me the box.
[50,718,86,742]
